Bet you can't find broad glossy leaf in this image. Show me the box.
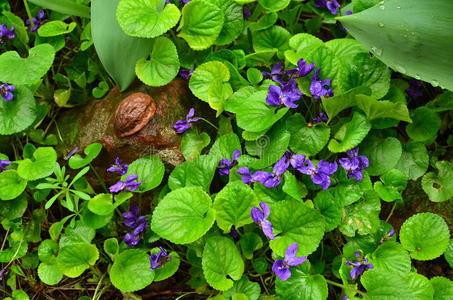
[0,193,27,219]
[285,33,323,65]
[0,86,36,135]
[209,133,241,161]
[136,36,180,87]
[269,200,325,257]
[28,0,90,18]
[361,271,434,300]
[17,147,57,181]
[276,262,328,300]
[0,44,55,85]
[103,238,119,260]
[328,112,371,153]
[121,156,165,193]
[248,13,278,31]
[178,0,224,50]
[406,107,441,142]
[68,142,102,169]
[422,161,453,203]
[374,169,407,202]
[338,0,453,91]
[359,136,402,176]
[340,191,380,237]
[224,276,261,300]
[110,249,154,292]
[394,142,429,180]
[225,88,289,132]
[213,181,259,232]
[370,241,411,276]
[151,248,180,282]
[92,0,154,91]
[0,171,27,201]
[207,0,243,45]
[38,262,63,285]
[332,171,372,206]
[355,94,411,122]
[314,190,342,232]
[239,232,263,260]
[322,86,371,121]
[287,113,330,156]
[400,213,449,260]
[444,240,453,268]
[252,25,290,53]
[431,277,453,300]
[57,243,99,278]
[117,0,180,38]
[181,130,211,160]
[282,172,307,201]
[258,0,290,12]
[168,155,217,191]
[202,236,244,291]
[151,187,215,244]
[38,21,77,37]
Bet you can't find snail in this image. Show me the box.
[113,92,156,138]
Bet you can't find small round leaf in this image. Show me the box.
[0,170,27,201]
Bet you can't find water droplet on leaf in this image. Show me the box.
[431,80,439,87]
[378,22,385,27]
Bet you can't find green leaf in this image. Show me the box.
[225,88,289,132]
[252,25,290,53]
[361,271,434,300]
[38,21,77,37]
[328,112,371,153]
[135,36,179,87]
[286,113,330,156]
[269,200,325,257]
[0,44,55,85]
[248,12,278,31]
[57,243,99,278]
[338,0,453,91]
[152,248,180,281]
[239,232,263,260]
[151,187,215,244]
[359,136,402,176]
[338,53,390,99]
[370,241,411,276]
[181,130,211,160]
[332,171,372,206]
[0,171,27,201]
[121,156,165,193]
[110,249,154,292]
[282,172,307,201]
[168,155,217,191]
[246,68,263,85]
[0,86,37,135]
[245,50,276,67]
[178,0,224,50]
[276,261,328,300]
[322,86,371,121]
[103,238,119,261]
[431,277,453,300]
[117,0,180,38]
[92,0,154,91]
[374,169,407,202]
[213,181,259,232]
[2,11,29,46]
[207,0,243,45]
[59,222,95,247]
[444,240,453,268]
[88,194,114,215]
[340,191,381,237]
[17,147,57,181]
[394,141,429,180]
[355,94,411,122]
[0,194,27,219]
[406,106,441,143]
[7,290,29,300]
[38,239,58,263]
[422,161,453,203]
[209,133,241,161]
[284,33,323,65]
[258,0,290,12]
[37,262,63,285]
[28,0,90,18]
[202,236,244,291]
[314,190,342,232]
[224,276,261,300]
[208,78,234,115]
[68,143,102,169]
[400,213,450,260]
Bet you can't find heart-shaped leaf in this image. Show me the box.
[68,143,102,169]
[0,170,28,201]
[0,86,37,135]
[258,0,290,12]
[340,191,381,237]
[38,21,77,37]
[57,243,99,278]
[117,0,180,38]
[181,130,211,161]
[152,248,180,282]
[121,156,165,193]
[328,112,371,153]
[421,161,453,203]
[207,0,243,45]
[395,141,429,180]
[17,147,57,181]
[406,107,441,142]
[370,241,411,276]
[359,136,402,176]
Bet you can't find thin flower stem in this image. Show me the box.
[325,279,367,297]
[386,202,397,222]
[0,229,9,251]
[260,275,270,295]
[175,291,198,300]
[89,163,109,193]
[199,117,218,130]
[23,0,35,28]
[0,287,11,296]
[92,273,106,300]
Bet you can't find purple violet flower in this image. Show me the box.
[229,227,240,240]
[179,68,194,80]
[339,147,369,182]
[297,159,337,190]
[266,78,303,108]
[107,157,129,175]
[174,108,201,133]
[26,9,44,32]
[150,247,171,270]
[0,24,15,44]
[1,82,16,101]
[406,79,423,99]
[297,59,316,77]
[253,151,292,188]
[380,229,396,244]
[0,268,5,281]
[109,174,142,193]
[123,205,148,247]
[64,146,79,160]
[313,112,329,123]
[314,0,341,14]
[262,63,285,85]
[272,243,307,280]
[346,251,374,280]
[243,6,252,19]
[0,160,11,173]
[238,167,253,185]
[218,149,241,176]
[251,202,275,240]
[342,296,349,300]
[310,68,333,99]
[388,229,395,238]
